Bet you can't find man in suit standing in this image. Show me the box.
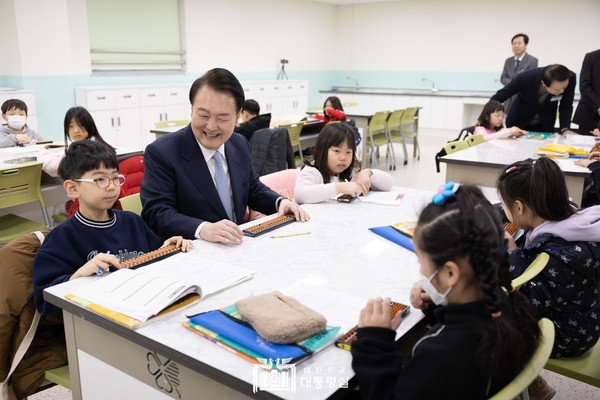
[573,49,600,135]
[491,64,577,134]
[500,33,538,86]
[141,68,309,244]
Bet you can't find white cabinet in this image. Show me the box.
[139,86,189,146]
[241,80,308,118]
[75,88,141,149]
[0,89,38,132]
[76,85,190,150]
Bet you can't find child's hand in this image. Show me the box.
[355,169,373,194]
[70,252,120,280]
[504,231,518,251]
[336,181,364,196]
[15,133,30,143]
[410,282,432,311]
[358,297,402,330]
[592,128,600,137]
[508,127,526,137]
[162,236,194,252]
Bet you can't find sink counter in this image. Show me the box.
[321,86,496,98]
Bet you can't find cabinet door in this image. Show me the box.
[139,106,164,147]
[115,108,142,150]
[92,110,119,146]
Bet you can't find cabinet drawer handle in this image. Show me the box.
[123,95,132,99]
[148,94,156,97]
[169,92,177,96]
[97,96,106,100]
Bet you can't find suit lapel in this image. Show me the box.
[181,128,228,219]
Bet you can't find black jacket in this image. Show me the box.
[491,67,576,132]
[351,302,501,400]
[573,49,600,132]
[249,127,295,176]
[235,113,271,141]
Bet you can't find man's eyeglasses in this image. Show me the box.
[73,174,126,189]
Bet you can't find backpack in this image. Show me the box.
[434,126,476,173]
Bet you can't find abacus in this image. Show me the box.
[503,222,517,236]
[242,215,296,237]
[120,244,180,269]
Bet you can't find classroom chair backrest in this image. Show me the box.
[117,152,144,197]
[387,109,404,133]
[511,252,549,291]
[466,134,485,147]
[545,337,600,388]
[281,122,305,148]
[489,318,555,400]
[399,107,419,135]
[442,140,470,155]
[458,125,476,141]
[368,111,390,134]
[120,193,142,216]
[0,164,51,243]
[154,119,190,129]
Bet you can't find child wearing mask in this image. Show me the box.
[0,99,43,148]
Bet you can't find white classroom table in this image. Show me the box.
[439,136,594,205]
[45,188,430,400]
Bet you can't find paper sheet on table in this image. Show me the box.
[358,190,404,205]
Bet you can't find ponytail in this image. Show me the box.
[416,184,540,388]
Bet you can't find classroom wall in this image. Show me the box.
[1,0,599,139]
[331,0,600,91]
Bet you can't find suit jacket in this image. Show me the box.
[500,53,538,85]
[573,49,600,132]
[141,125,279,239]
[491,67,576,132]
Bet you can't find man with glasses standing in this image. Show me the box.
[32,140,192,316]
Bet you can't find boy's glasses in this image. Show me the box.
[74,174,126,189]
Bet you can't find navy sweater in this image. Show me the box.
[33,210,164,315]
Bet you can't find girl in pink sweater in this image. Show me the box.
[474,100,527,140]
[294,123,393,204]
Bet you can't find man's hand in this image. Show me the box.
[200,220,243,244]
[278,199,310,222]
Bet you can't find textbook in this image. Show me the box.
[370,222,416,252]
[184,304,340,365]
[65,252,255,329]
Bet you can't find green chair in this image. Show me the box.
[44,365,71,389]
[545,340,600,388]
[120,192,142,216]
[365,111,391,169]
[511,252,549,290]
[466,134,485,147]
[399,107,421,163]
[0,163,51,244]
[489,318,555,400]
[442,140,470,155]
[281,122,305,167]
[154,119,190,129]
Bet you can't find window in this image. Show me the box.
[87,0,184,73]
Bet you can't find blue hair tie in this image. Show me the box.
[432,181,459,205]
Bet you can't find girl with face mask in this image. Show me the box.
[351,184,540,399]
[0,99,43,148]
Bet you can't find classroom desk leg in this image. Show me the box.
[352,116,369,165]
[63,311,82,400]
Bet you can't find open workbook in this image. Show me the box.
[65,251,254,329]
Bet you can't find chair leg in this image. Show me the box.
[400,131,408,166]
[413,136,420,160]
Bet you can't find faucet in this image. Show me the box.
[421,78,439,92]
[347,76,360,90]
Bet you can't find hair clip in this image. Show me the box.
[432,181,459,205]
[505,166,518,174]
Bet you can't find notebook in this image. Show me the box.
[370,223,415,252]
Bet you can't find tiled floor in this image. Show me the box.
[28,129,599,399]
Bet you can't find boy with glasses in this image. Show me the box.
[32,140,192,316]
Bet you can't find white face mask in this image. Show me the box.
[417,269,452,306]
[7,115,26,130]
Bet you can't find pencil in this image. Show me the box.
[270,232,311,239]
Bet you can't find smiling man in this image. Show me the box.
[141,68,308,243]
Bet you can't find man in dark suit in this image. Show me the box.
[500,33,539,86]
[491,64,577,134]
[573,49,600,135]
[141,68,309,243]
